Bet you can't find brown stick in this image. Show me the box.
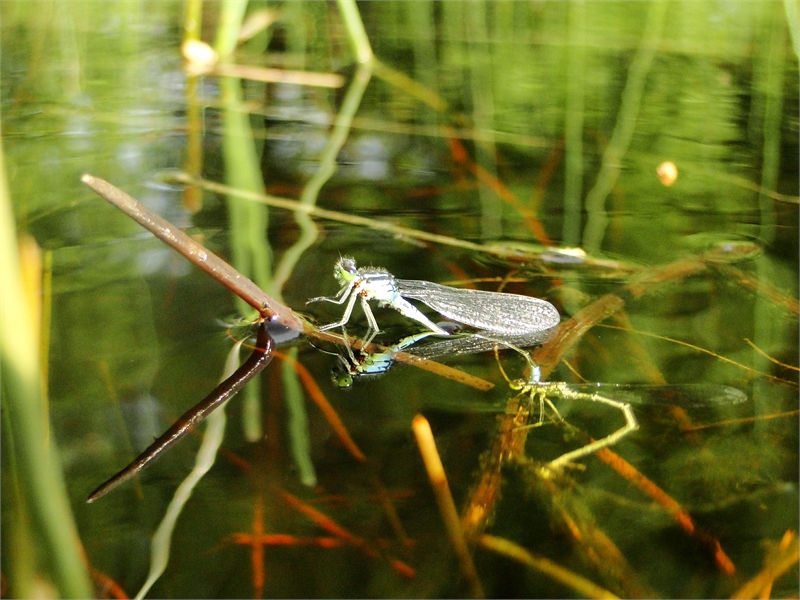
[81,174,304,332]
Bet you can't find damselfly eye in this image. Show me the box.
[341,258,357,274]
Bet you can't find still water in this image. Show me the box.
[3,1,798,597]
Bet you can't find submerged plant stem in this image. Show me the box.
[413,415,485,599]
[479,535,618,599]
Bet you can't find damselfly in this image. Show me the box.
[307,257,560,344]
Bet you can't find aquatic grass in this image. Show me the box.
[214,0,274,443]
[270,63,372,293]
[270,0,374,292]
[180,0,205,212]
[261,0,372,480]
[204,0,375,465]
[562,0,586,247]
[336,0,374,66]
[755,1,787,245]
[1,137,92,598]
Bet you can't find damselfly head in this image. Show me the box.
[326,350,354,390]
[331,364,355,390]
[334,256,359,283]
[340,257,358,273]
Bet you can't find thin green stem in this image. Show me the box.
[336,0,373,65]
[2,134,92,599]
[582,0,668,253]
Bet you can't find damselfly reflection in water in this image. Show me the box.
[327,328,633,469]
[329,330,747,471]
[330,327,558,389]
[307,256,561,345]
[330,330,444,390]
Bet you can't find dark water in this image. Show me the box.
[3,1,798,597]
